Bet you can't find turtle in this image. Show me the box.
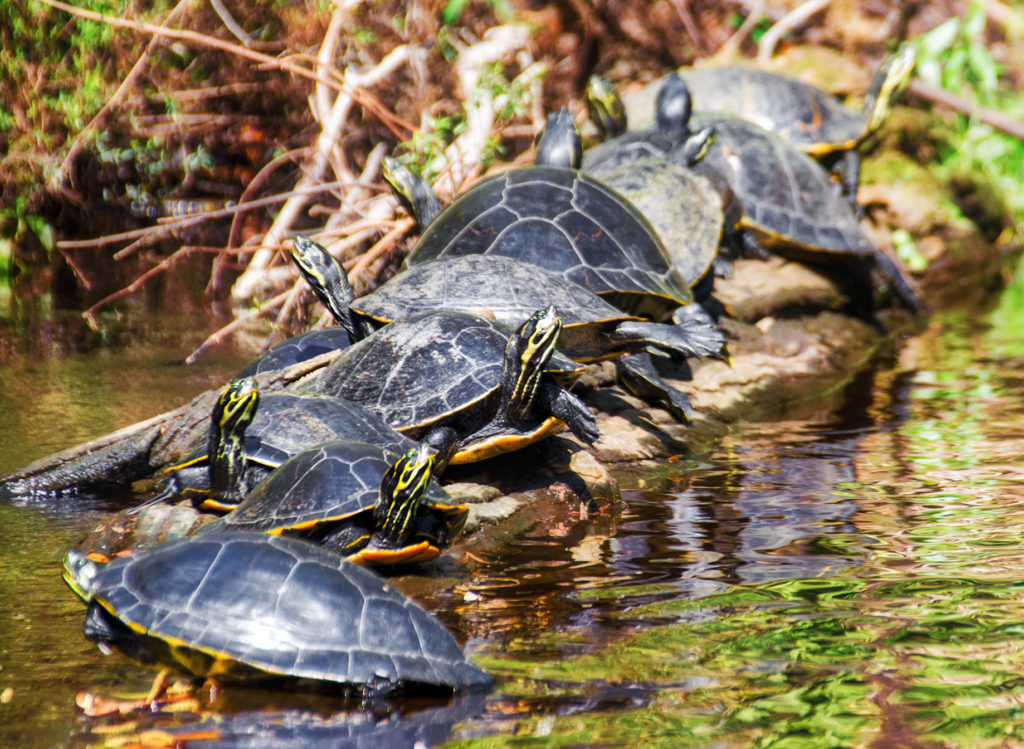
[391,112,727,419]
[304,307,601,463]
[207,441,467,566]
[585,73,924,317]
[351,254,725,368]
[150,377,416,512]
[235,235,362,378]
[583,83,725,291]
[672,47,917,210]
[62,532,492,690]
[403,108,692,321]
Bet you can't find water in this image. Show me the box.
[3,261,1024,746]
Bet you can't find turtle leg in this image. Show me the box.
[615,353,695,422]
[536,382,600,445]
[873,250,927,315]
[832,150,863,218]
[614,315,727,360]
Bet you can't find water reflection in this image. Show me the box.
[6,259,1024,746]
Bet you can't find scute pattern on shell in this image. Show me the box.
[405,167,689,312]
[689,113,874,255]
[86,533,490,688]
[309,312,510,430]
[218,441,449,532]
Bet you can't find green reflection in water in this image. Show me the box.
[449,271,1024,748]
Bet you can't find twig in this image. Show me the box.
[756,0,833,65]
[209,0,252,47]
[57,180,366,252]
[184,285,295,364]
[37,0,344,93]
[82,246,195,328]
[908,80,1024,142]
[668,0,707,55]
[714,0,765,62]
[230,39,422,301]
[48,0,190,194]
[346,218,415,288]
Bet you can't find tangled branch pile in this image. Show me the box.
[4,0,996,361]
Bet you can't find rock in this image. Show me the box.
[715,258,847,321]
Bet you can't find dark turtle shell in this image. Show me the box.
[235,328,354,378]
[403,165,690,320]
[210,441,466,564]
[63,532,491,689]
[350,255,723,363]
[594,159,723,287]
[630,50,916,157]
[161,393,414,506]
[304,310,588,464]
[688,112,875,256]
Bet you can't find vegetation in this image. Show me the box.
[0,1,1022,345]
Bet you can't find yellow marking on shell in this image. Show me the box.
[350,541,436,566]
[448,415,564,464]
[95,597,264,678]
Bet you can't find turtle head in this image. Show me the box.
[586,75,627,140]
[62,549,105,601]
[656,72,692,140]
[382,156,441,228]
[290,235,358,338]
[208,377,259,497]
[678,125,717,166]
[503,305,561,422]
[374,443,435,546]
[211,377,259,443]
[865,46,916,134]
[535,108,583,169]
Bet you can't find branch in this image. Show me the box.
[230,40,421,302]
[908,80,1024,142]
[48,0,191,194]
[756,0,833,65]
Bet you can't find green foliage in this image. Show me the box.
[442,0,514,27]
[909,1,1024,225]
[393,60,539,179]
[914,2,1000,104]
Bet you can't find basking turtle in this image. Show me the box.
[151,377,415,512]
[586,74,923,315]
[304,307,600,463]
[63,532,491,690]
[209,441,466,566]
[352,255,724,365]
[403,109,691,320]
[673,47,917,208]
[235,235,362,377]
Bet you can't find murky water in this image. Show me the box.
[3,259,1024,747]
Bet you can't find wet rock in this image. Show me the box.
[715,258,847,321]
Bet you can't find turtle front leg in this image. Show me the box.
[536,382,600,445]
[616,352,695,422]
[833,150,863,218]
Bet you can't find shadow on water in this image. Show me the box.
[4,255,1024,746]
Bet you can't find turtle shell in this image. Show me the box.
[64,532,490,689]
[304,310,583,464]
[211,440,465,564]
[679,67,868,155]
[689,112,874,256]
[351,255,647,362]
[235,328,353,378]
[594,159,723,287]
[161,393,413,506]
[403,166,690,320]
